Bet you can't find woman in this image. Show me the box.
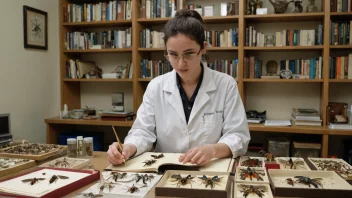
[107,9,250,166]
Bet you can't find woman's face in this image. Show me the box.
[166,34,206,81]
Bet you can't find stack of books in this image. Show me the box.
[100,111,134,121]
[291,108,322,126]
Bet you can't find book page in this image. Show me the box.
[107,152,233,173]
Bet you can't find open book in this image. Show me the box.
[106,152,234,173]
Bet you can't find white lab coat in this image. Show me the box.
[124,62,250,157]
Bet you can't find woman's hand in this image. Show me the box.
[179,145,215,166]
[107,143,137,165]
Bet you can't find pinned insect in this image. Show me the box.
[126,184,147,193]
[83,192,103,197]
[108,172,127,182]
[239,167,265,181]
[294,176,323,188]
[198,175,222,189]
[239,184,267,198]
[99,181,115,193]
[286,178,294,186]
[53,157,70,168]
[259,150,278,162]
[49,175,69,184]
[142,159,156,167]
[22,177,45,185]
[171,174,195,188]
[240,157,263,167]
[278,158,305,169]
[134,173,154,184]
[151,153,164,159]
[311,159,352,178]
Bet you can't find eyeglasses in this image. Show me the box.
[164,48,201,63]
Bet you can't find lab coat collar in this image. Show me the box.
[163,61,217,125]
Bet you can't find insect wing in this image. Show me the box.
[57,175,69,179]
[22,179,34,183]
[198,175,207,180]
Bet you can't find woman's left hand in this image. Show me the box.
[179,145,215,165]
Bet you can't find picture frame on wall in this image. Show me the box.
[23,5,48,50]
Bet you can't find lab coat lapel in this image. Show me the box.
[188,63,216,125]
[163,70,187,124]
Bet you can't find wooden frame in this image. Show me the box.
[23,5,48,50]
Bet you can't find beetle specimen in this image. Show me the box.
[49,175,69,184]
[294,176,323,188]
[83,193,103,197]
[259,150,278,161]
[151,153,164,159]
[142,159,156,167]
[240,157,263,167]
[126,184,146,193]
[198,175,222,189]
[286,178,294,186]
[99,181,115,193]
[239,184,266,198]
[108,172,127,182]
[239,167,265,181]
[171,174,195,188]
[22,177,46,185]
[278,158,305,169]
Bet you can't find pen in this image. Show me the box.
[112,125,126,165]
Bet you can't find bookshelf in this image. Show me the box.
[46,0,352,158]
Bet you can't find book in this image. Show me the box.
[105,152,234,173]
[264,120,291,126]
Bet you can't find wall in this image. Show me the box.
[0,0,60,143]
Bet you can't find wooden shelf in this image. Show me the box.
[249,124,327,135]
[63,48,132,53]
[202,16,238,23]
[137,16,239,24]
[330,12,352,19]
[207,47,238,51]
[63,79,133,82]
[63,20,132,27]
[244,46,323,51]
[243,79,323,83]
[329,129,352,135]
[45,117,133,127]
[245,13,324,23]
[330,45,352,49]
[137,17,171,24]
[138,48,164,52]
[329,79,352,83]
[138,78,152,82]
[138,47,238,52]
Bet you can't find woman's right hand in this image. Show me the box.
[107,143,137,165]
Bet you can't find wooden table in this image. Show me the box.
[0,152,296,198]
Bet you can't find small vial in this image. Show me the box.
[77,136,85,157]
[67,138,77,158]
[84,137,94,157]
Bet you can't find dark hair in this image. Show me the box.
[163,9,205,49]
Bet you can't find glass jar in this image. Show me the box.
[67,138,77,158]
[84,137,94,157]
[77,136,85,157]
